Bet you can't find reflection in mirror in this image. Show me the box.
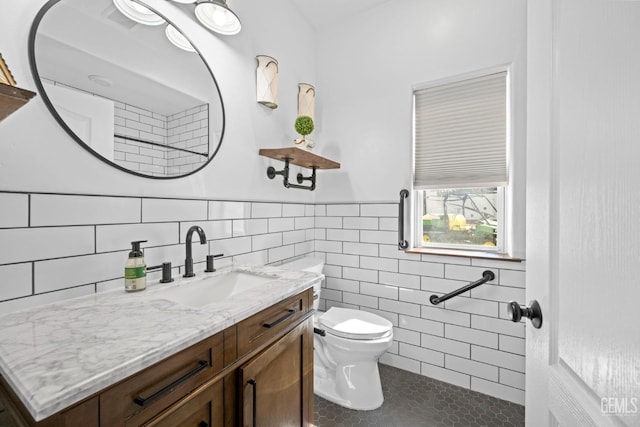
[29,0,225,178]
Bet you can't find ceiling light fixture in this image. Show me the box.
[195,0,242,35]
[165,25,196,52]
[112,0,165,26]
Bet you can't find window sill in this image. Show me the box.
[405,247,524,262]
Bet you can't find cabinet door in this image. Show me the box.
[239,317,313,427]
[142,379,223,427]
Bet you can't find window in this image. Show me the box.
[418,187,501,248]
[412,69,510,253]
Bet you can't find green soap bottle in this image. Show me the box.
[125,240,148,292]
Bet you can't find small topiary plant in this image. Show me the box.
[294,115,314,138]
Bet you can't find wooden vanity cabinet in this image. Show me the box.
[0,288,314,427]
[239,317,313,427]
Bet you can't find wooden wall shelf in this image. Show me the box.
[259,147,340,191]
[0,84,36,123]
[259,147,340,170]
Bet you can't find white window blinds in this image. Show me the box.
[413,71,508,190]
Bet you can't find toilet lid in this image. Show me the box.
[319,307,393,340]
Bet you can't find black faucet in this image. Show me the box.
[184,225,207,277]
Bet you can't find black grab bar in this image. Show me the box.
[429,270,495,305]
[398,189,409,249]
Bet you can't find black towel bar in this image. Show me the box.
[429,270,495,305]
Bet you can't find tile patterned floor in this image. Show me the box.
[313,364,525,427]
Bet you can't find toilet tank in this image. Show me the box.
[279,256,324,311]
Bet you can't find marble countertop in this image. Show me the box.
[0,264,321,421]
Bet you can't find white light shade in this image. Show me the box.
[113,0,165,26]
[256,55,278,109]
[165,25,196,52]
[195,0,241,35]
[298,83,315,120]
[167,0,196,3]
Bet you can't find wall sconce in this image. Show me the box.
[256,55,278,109]
[297,83,315,120]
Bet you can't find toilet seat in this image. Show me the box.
[319,307,393,340]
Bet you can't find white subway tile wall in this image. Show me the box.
[0,192,314,315]
[114,102,168,176]
[114,102,209,176]
[0,194,29,228]
[0,263,31,300]
[315,203,526,405]
[0,194,527,405]
[166,104,209,176]
[31,194,142,226]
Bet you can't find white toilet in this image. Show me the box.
[279,256,393,411]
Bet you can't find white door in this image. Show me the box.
[526,0,640,426]
[43,81,115,160]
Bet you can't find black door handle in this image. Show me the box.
[507,300,543,329]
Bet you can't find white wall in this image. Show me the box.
[313,0,527,205]
[1,0,526,205]
[0,0,316,203]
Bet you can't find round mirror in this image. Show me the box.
[29,0,225,178]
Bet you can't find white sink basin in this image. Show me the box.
[157,270,276,308]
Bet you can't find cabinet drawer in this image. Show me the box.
[100,332,223,427]
[237,288,312,357]
[143,379,223,427]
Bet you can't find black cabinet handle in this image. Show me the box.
[198,422,209,427]
[248,379,257,427]
[262,309,296,328]
[133,360,209,406]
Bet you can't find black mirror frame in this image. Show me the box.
[28,0,226,180]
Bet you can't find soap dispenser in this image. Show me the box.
[125,240,148,292]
